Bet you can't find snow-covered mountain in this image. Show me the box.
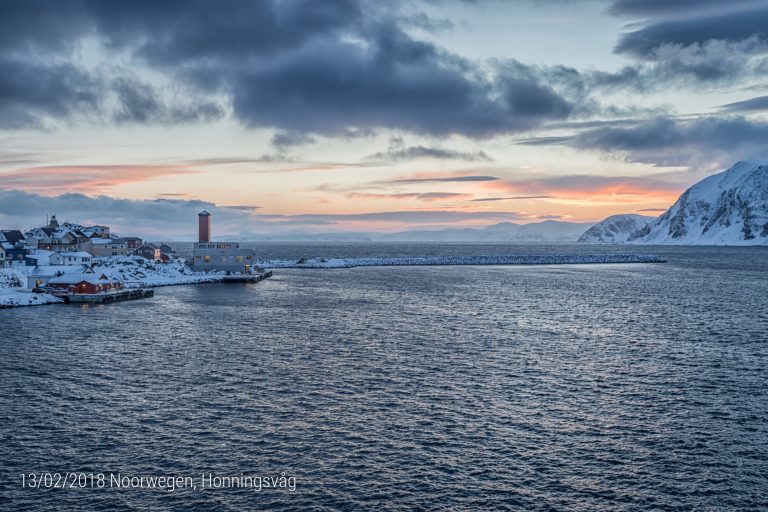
[578,214,656,243]
[629,160,768,245]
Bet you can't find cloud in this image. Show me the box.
[614,4,768,58]
[636,207,667,212]
[270,131,317,148]
[470,196,554,202]
[111,76,225,125]
[0,1,586,137]
[223,205,262,211]
[0,189,256,238]
[481,174,683,203]
[719,95,768,112]
[391,175,499,184]
[368,137,493,161]
[257,210,531,224]
[608,0,762,18]
[346,192,473,202]
[566,116,768,168]
[0,57,101,129]
[0,164,198,193]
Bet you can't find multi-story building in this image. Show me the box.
[89,238,128,256]
[191,212,255,274]
[49,252,93,266]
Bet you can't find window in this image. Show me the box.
[236,256,243,262]
[220,255,226,262]
[203,255,211,262]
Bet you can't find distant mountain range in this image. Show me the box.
[249,220,593,242]
[245,161,767,245]
[581,160,768,246]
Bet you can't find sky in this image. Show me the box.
[1,0,768,239]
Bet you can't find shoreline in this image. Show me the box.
[258,254,666,269]
[1,254,665,309]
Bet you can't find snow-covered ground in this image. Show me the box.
[258,254,666,269]
[1,256,225,307]
[0,269,62,308]
[90,256,225,287]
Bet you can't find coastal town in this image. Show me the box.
[0,211,268,308]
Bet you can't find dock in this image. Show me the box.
[62,288,155,304]
[221,271,273,283]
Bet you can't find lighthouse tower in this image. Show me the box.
[198,211,211,243]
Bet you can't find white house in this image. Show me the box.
[25,250,55,266]
[0,244,5,268]
[49,251,93,266]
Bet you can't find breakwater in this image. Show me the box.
[259,254,666,269]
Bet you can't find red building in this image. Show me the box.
[47,272,124,294]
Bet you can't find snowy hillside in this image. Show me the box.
[0,269,62,308]
[578,214,656,243]
[90,256,223,286]
[629,161,768,245]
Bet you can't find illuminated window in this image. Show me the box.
[203,256,211,262]
[236,256,243,262]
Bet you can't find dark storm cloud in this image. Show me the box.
[608,0,763,18]
[566,116,768,167]
[571,117,768,152]
[0,0,581,137]
[226,32,574,137]
[614,4,768,58]
[0,57,100,128]
[111,77,225,125]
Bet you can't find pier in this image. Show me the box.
[62,288,155,304]
[221,271,273,283]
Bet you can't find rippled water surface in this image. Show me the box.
[2,244,767,510]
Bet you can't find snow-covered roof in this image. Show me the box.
[48,273,121,285]
[54,251,93,258]
[27,265,90,276]
[90,238,125,245]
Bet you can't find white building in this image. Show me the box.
[25,250,55,266]
[191,211,256,274]
[50,251,93,266]
[192,242,256,273]
[0,244,5,268]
